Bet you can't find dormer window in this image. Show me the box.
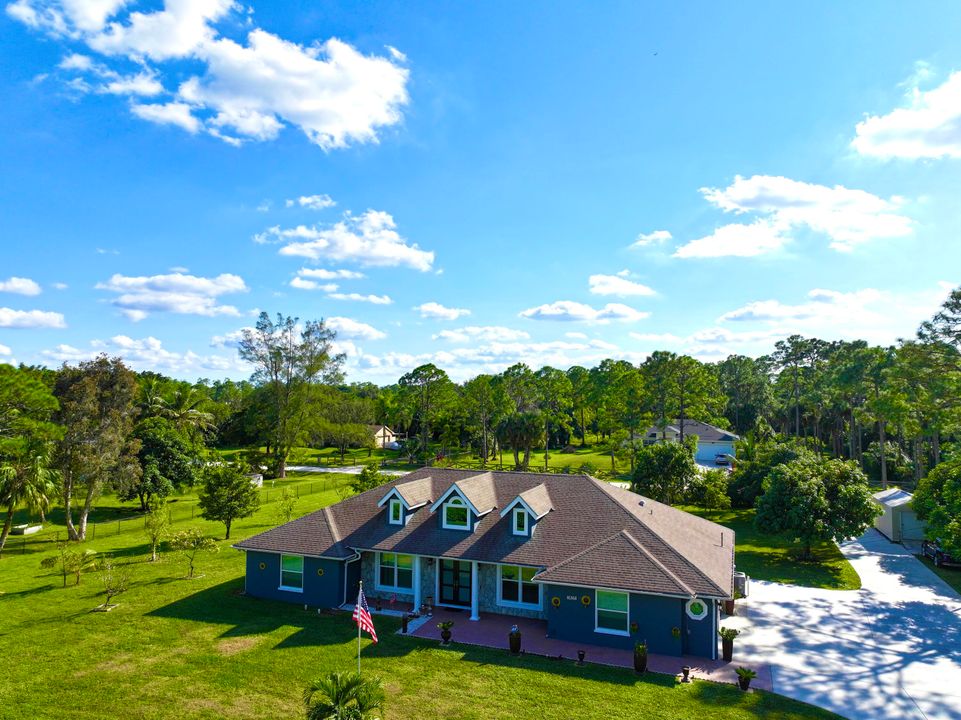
[389,498,403,525]
[443,497,470,530]
[512,508,528,536]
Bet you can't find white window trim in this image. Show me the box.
[442,497,470,530]
[279,554,304,593]
[512,508,528,536]
[375,552,415,593]
[496,564,542,609]
[594,589,630,637]
[388,498,403,525]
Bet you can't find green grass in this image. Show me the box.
[689,508,861,591]
[917,555,961,595]
[0,483,838,720]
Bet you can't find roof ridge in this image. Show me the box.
[323,506,342,545]
[621,530,695,597]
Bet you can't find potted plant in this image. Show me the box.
[671,626,681,641]
[633,641,648,674]
[719,627,740,662]
[508,624,522,655]
[437,620,454,644]
[725,589,743,616]
[680,665,692,683]
[735,666,757,691]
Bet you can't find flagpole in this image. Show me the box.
[357,580,362,675]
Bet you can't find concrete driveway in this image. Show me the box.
[728,530,961,719]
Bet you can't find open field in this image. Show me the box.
[690,508,862,591]
[0,479,840,720]
[917,554,961,595]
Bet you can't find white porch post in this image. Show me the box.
[413,555,422,612]
[470,560,480,621]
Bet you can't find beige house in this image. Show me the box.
[370,424,399,449]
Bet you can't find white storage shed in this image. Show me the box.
[872,487,926,543]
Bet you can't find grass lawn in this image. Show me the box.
[689,508,862,591]
[917,555,961,596]
[0,482,839,720]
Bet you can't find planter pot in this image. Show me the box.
[509,634,522,655]
[724,599,736,616]
[738,677,752,691]
[722,638,734,662]
[440,630,452,644]
[681,666,692,683]
[401,614,410,634]
[633,653,647,674]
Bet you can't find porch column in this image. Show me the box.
[470,560,480,621]
[413,555,422,612]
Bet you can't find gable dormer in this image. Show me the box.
[499,483,552,538]
[377,477,433,527]
[429,473,497,532]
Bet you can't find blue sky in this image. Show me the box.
[2,1,961,382]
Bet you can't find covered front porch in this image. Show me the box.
[406,606,774,691]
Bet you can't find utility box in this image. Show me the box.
[734,571,749,598]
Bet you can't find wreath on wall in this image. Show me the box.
[551,596,561,608]
[581,595,591,607]
[685,598,708,621]
[258,562,266,571]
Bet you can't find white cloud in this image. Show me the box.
[295,267,364,280]
[674,175,913,256]
[11,1,410,149]
[328,292,392,305]
[630,230,672,248]
[289,277,337,292]
[588,273,656,297]
[853,70,961,159]
[209,328,248,348]
[42,334,247,375]
[564,331,587,339]
[256,200,270,212]
[0,343,11,356]
[433,326,530,343]
[326,316,385,341]
[286,194,335,210]
[265,210,434,271]
[416,302,470,320]
[519,300,649,324]
[131,101,200,132]
[0,307,66,328]
[0,277,42,296]
[385,45,406,63]
[53,282,68,290]
[58,51,164,96]
[95,271,247,320]
[629,332,684,343]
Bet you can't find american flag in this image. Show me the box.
[353,585,378,643]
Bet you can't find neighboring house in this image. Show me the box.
[872,488,926,543]
[644,420,739,465]
[369,425,398,449]
[235,468,735,659]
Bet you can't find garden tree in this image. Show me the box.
[589,359,629,441]
[566,365,593,446]
[727,437,812,508]
[767,335,810,437]
[155,386,215,440]
[755,457,879,560]
[350,463,386,494]
[686,468,732,510]
[495,411,544,470]
[56,544,97,586]
[716,355,772,434]
[640,351,679,439]
[316,390,375,462]
[397,364,455,458]
[170,528,219,579]
[612,366,649,471]
[144,499,170,562]
[278,487,297,524]
[122,417,200,511]
[238,312,345,478]
[827,341,872,463]
[913,457,961,556]
[0,444,59,557]
[303,671,385,720]
[631,440,698,506]
[53,356,141,541]
[671,355,723,441]
[859,347,908,489]
[96,557,130,609]
[461,374,507,465]
[535,366,573,468]
[198,463,260,540]
[596,428,630,472]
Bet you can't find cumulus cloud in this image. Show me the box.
[433,326,530,343]
[95,271,248,320]
[630,230,672,248]
[295,267,364,281]
[674,175,913,257]
[588,272,656,297]
[518,300,649,324]
[286,194,335,210]
[853,69,961,159]
[10,0,409,149]
[416,302,470,320]
[326,316,386,341]
[43,334,247,375]
[328,292,392,305]
[289,277,337,292]
[0,276,42,296]
[0,343,10,356]
[262,210,434,272]
[0,307,66,328]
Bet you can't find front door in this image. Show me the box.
[439,559,471,607]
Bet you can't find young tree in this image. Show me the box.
[57,544,97,586]
[96,557,131,610]
[54,356,141,541]
[278,487,297,524]
[170,528,219,579]
[304,671,385,720]
[351,463,386,495]
[144,499,170,562]
[198,464,260,540]
[238,312,345,478]
[631,441,698,506]
[755,457,878,560]
[686,468,732,510]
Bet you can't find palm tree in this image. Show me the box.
[303,672,385,720]
[0,443,59,557]
[162,388,215,438]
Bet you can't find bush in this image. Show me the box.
[686,469,731,509]
[728,440,811,508]
[631,442,697,506]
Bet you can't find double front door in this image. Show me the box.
[439,559,471,607]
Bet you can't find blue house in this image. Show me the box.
[645,420,740,465]
[235,468,735,659]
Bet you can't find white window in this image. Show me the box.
[377,552,414,591]
[389,498,403,525]
[498,565,540,608]
[595,590,629,635]
[280,554,304,592]
[443,497,470,530]
[512,508,528,536]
